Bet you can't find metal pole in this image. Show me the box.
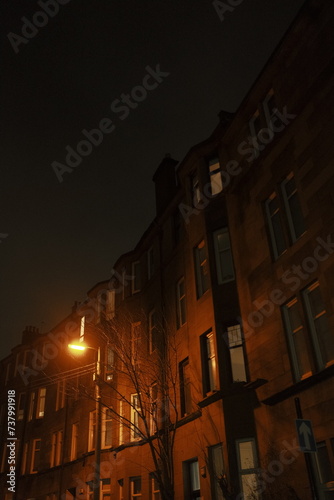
[94,346,101,500]
[294,397,319,500]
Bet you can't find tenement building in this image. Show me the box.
[1,0,334,499]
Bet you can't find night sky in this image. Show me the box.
[0,0,306,357]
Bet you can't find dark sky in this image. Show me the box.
[0,0,305,357]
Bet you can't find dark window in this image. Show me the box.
[194,240,209,298]
[180,358,192,416]
[176,277,186,328]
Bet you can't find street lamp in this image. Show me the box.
[69,342,101,500]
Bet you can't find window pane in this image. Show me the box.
[239,441,255,470]
[190,460,200,491]
[195,241,209,297]
[228,325,247,382]
[214,229,235,284]
[209,159,223,195]
[265,194,286,258]
[304,284,334,367]
[283,300,312,380]
[316,442,333,484]
[210,444,224,500]
[281,175,305,241]
[241,474,259,499]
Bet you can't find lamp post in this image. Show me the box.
[68,343,101,500]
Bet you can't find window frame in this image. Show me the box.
[201,331,218,396]
[208,157,223,196]
[17,392,26,421]
[130,393,142,441]
[179,357,192,417]
[213,228,235,284]
[194,239,209,299]
[70,422,79,461]
[102,407,113,448]
[31,438,42,473]
[236,438,259,500]
[130,476,142,499]
[36,387,46,419]
[176,277,187,328]
[88,410,96,451]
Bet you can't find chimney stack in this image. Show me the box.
[152,154,178,215]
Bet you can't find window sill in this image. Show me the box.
[262,363,334,405]
[198,390,223,408]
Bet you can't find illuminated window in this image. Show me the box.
[56,380,66,410]
[183,459,201,499]
[88,410,96,451]
[36,387,46,418]
[213,228,235,284]
[194,240,209,298]
[208,157,223,195]
[31,438,41,473]
[101,478,111,499]
[190,171,201,208]
[70,423,79,461]
[201,331,217,395]
[102,408,112,448]
[227,325,247,382]
[209,444,225,500]
[80,316,85,342]
[130,394,142,441]
[17,393,26,421]
[105,346,115,381]
[236,439,259,499]
[150,473,161,500]
[50,430,63,467]
[130,477,142,499]
[179,358,192,416]
[176,277,186,328]
[132,261,141,293]
[28,392,35,421]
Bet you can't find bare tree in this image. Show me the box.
[94,309,180,500]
